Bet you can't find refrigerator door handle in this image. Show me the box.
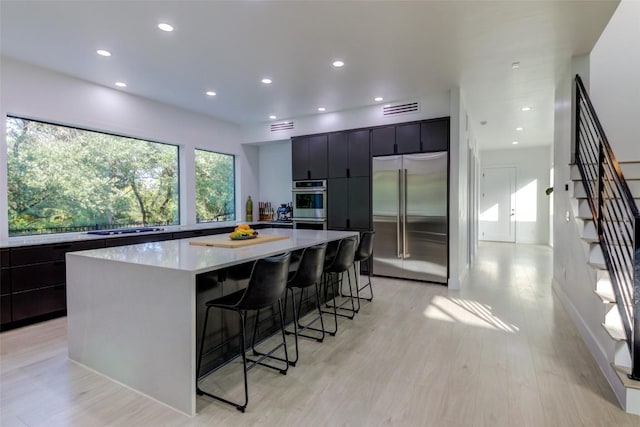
[403,168,410,259]
[397,169,402,259]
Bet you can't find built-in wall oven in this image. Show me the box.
[292,180,327,230]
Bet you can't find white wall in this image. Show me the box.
[242,92,451,144]
[590,0,640,161]
[257,141,293,210]
[0,57,256,239]
[479,146,551,245]
[448,87,469,290]
[552,55,620,405]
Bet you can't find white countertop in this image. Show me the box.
[0,221,290,248]
[66,228,357,274]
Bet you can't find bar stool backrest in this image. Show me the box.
[355,231,375,262]
[238,253,291,310]
[325,236,357,273]
[288,243,327,288]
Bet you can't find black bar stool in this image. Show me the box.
[323,236,358,324]
[354,231,375,302]
[196,253,291,413]
[283,243,328,366]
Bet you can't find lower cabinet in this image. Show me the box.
[1,295,11,325]
[12,285,66,322]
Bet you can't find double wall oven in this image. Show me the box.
[292,180,327,230]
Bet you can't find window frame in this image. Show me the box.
[194,147,236,223]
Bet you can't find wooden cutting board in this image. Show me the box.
[189,234,289,248]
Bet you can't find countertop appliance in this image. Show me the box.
[292,180,327,230]
[372,152,448,284]
[276,203,293,222]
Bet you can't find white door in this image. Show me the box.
[480,167,516,242]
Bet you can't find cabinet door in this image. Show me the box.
[347,130,370,177]
[307,135,328,179]
[12,285,66,321]
[371,126,396,156]
[1,268,10,295]
[11,261,66,292]
[0,249,9,268]
[421,118,449,152]
[291,136,309,180]
[1,295,11,325]
[396,123,421,154]
[328,178,349,229]
[104,233,173,247]
[348,177,371,230]
[328,132,348,178]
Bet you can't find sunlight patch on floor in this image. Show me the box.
[423,295,519,333]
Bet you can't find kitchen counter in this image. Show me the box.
[66,228,357,416]
[0,221,290,248]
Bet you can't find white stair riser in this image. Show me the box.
[571,178,640,199]
[571,162,640,181]
[615,342,632,368]
[620,162,640,180]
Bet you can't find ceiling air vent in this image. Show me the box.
[382,102,420,116]
[270,121,294,132]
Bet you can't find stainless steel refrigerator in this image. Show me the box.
[372,152,448,284]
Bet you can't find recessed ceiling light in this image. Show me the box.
[374,97,384,102]
[261,78,272,84]
[332,60,344,68]
[516,127,524,131]
[512,141,519,145]
[512,62,520,69]
[269,115,277,120]
[317,107,326,112]
[115,82,127,88]
[158,23,174,32]
[521,106,532,111]
[96,49,111,57]
[205,91,216,96]
[480,120,487,126]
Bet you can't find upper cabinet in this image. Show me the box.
[421,118,450,152]
[396,123,421,154]
[292,135,328,180]
[371,117,449,156]
[328,129,370,178]
[371,126,395,157]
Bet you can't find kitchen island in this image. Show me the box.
[66,228,358,416]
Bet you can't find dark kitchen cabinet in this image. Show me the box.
[12,285,66,322]
[11,261,65,292]
[104,233,173,247]
[1,249,10,326]
[421,118,449,152]
[1,295,11,325]
[328,129,370,178]
[327,177,370,230]
[371,126,396,157]
[291,135,328,180]
[396,123,421,154]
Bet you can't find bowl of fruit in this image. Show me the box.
[229,224,258,240]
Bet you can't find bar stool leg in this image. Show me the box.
[196,306,212,382]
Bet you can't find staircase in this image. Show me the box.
[569,75,640,415]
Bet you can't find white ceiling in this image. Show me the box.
[0,1,618,150]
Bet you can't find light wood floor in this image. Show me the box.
[1,242,638,426]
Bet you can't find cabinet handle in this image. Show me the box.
[347,218,350,229]
[347,168,350,178]
[307,170,311,179]
[53,244,71,251]
[394,143,398,154]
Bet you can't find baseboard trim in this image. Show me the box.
[552,278,627,410]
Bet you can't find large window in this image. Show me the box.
[195,149,235,222]
[6,117,179,236]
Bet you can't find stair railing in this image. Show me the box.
[574,74,640,380]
